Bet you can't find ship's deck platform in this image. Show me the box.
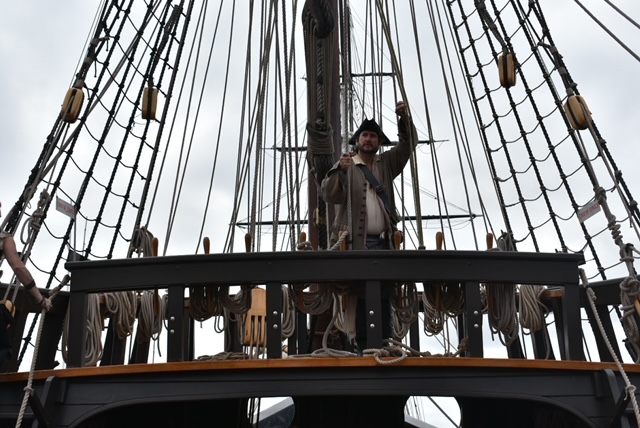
[0,357,638,427]
[1,249,637,427]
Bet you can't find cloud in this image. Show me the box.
[1,3,640,424]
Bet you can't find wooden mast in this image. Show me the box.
[307,0,342,251]
[305,0,344,352]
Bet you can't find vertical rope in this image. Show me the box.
[15,275,68,428]
[581,269,640,423]
[373,0,424,249]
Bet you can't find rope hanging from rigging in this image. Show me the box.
[373,0,424,249]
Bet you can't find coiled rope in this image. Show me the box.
[392,283,419,340]
[61,294,103,367]
[484,237,519,346]
[102,292,137,340]
[289,292,467,365]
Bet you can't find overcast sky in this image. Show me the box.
[2,1,640,252]
[1,2,640,426]
[1,2,95,202]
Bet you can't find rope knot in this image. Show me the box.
[49,275,71,301]
[365,343,408,365]
[457,338,469,355]
[620,277,640,298]
[626,384,637,399]
[130,227,154,256]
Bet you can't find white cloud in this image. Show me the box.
[2,2,640,425]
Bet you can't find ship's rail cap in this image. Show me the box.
[65,250,585,293]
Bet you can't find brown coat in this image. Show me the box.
[321,115,417,249]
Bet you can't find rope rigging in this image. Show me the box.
[373,0,424,249]
[8,0,156,369]
[4,8,640,421]
[574,0,640,64]
[3,5,640,427]
[2,0,201,371]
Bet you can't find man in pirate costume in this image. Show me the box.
[321,100,418,353]
[0,202,52,371]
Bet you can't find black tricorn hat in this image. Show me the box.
[348,118,391,146]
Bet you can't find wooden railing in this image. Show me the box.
[65,250,586,367]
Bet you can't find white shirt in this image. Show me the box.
[352,154,386,235]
